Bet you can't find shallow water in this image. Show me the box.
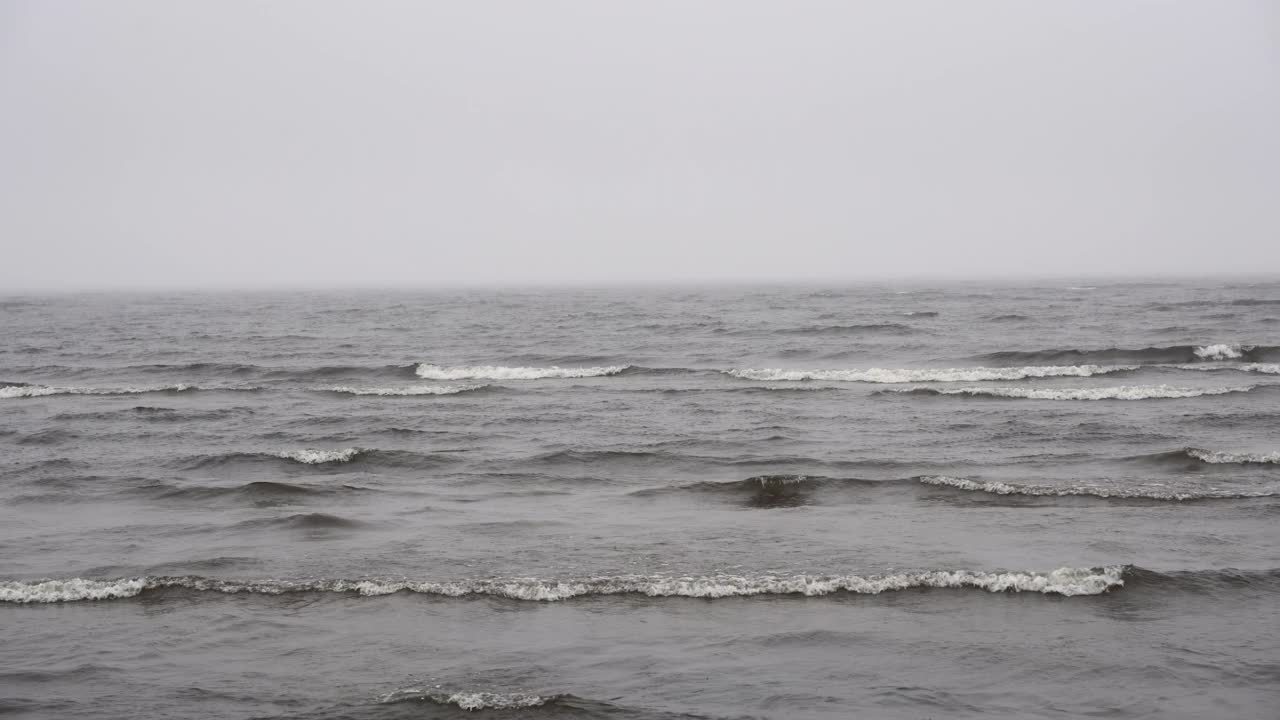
[2,280,1279,718]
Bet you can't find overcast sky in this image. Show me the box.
[1,1,1277,289]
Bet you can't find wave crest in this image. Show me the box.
[0,567,1127,603]
[379,688,557,710]
[726,365,1132,383]
[273,448,363,464]
[889,385,1251,400]
[318,384,485,396]
[415,364,629,380]
[975,344,1277,366]
[917,475,1274,501]
[1184,448,1280,465]
[1194,344,1249,360]
[0,384,255,399]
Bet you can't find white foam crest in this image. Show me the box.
[0,577,148,603]
[0,568,1126,603]
[1185,448,1280,465]
[1194,344,1250,360]
[415,364,628,380]
[726,365,1132,383]
[0,383,199,398]
[379,688,553,710]
[902,384,1250,400]
[319,384,484,396]
[917,475,1271,501]
[273,448,363,464]
[1173,363,1279,374]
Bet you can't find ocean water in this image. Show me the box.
[2,280,1278,719]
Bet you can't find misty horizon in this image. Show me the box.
[2,1,1277,290]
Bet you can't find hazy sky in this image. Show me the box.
[2,1,1277,289]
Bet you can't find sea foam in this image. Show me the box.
[725,365,1132,383]
[893,385,1251,400]
[1193,344,1250,360]
[1174,363,1280,375]
[1184,448,1280,465]
[318,384,484,396]
[415,364,629,380]
[917,475,1273,501]
[0,567,1126,603]
[379,688,555,710]
[273,448,363,464]
[0,384,202,398]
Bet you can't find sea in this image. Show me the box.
[2,280,1278,719]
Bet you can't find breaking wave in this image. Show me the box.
[725,365,1133,383]
[974,344,1278,366]
[274,448,363,464]
[1174,363,1280,375]
[317,384,485,396]
[1183,448,1280,465]
[379,688,559,711]
[184,448,451,471]
[0,566,1129,603]
[888,385,1253,400]
[917,475,1276,501]
[415,364,630,380]
[0,383,257,399]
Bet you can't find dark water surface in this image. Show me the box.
[2,281,1279,719]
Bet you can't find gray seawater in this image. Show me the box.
[2,280,1279,719]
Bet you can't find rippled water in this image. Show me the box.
[2,281,1279,719]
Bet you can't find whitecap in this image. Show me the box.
[0,567,1127,603]
[1172,362,1279,374]
[725,365,1133,383]
[273,448,363,464]
[319,384,484,396]
[917,475,1272,501]
[1184,448,1280,465]
[415,364,629,380]
[1193,344,1251,361]
[378,688,553,710]
[897,384,1250,400]
[0,383,199,399]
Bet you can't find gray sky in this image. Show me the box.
[2,1,1277,289]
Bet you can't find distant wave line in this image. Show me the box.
[883,385,1255,400]
[0,566,1128,603]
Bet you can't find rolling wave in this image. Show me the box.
[231,512,366,530]
[726,365,1133,383]
[184,448,452,471]
[917,475,1275,501]
[1174,362,1280,375]
[1183,448,1280,465]
[151,480,372,502]
[415,364,630,380]
[776,322,916,336]
[275,448,363,464]
[632,474,879,507]
[0,566,1127,603]
[638,474,1275,504]
[887,385,1253,400]
[974,344,1278,366]
[379,689,559,711]
[0,383,258,399]
[316,384,486,396]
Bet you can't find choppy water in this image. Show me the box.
[2,281,1279,719]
